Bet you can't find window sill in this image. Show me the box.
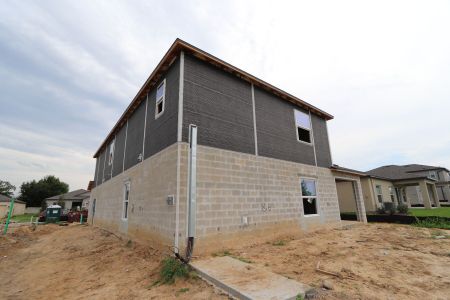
[297,139,313,146]
[121,218,128,222]
[303,214,319,217]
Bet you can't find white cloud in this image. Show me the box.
[0,0,449,193]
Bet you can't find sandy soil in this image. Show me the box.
[0,224,228,300]
[1,223,449,300]
[212,223,450,300]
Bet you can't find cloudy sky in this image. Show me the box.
[1,0,449,193]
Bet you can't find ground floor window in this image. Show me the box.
[376,185,383,203]
[301,178,317,215]
[71,202,82,210]
[123,182,130,220]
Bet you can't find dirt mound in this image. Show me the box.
[0,224,228,300]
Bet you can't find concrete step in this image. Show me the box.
[190,256,310,300]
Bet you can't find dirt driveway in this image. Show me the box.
[0,223,449,300]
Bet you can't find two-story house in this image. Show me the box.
[88,39,366,256]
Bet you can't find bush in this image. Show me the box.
[376,207,385,214]
[397,204,409,214]
[159,257,189,284]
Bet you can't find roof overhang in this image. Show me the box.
[93,38,334,158]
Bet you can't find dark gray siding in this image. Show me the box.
[103,141,113,181]
[94,158,100,187]
[144,58,179,159]
[182,54,255,154]
[123,100,146,171]
[112,124,127,177]
[311,114,332,167]
[254,87,316,165]
[97,148,106,184]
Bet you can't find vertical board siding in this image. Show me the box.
[97,148,106,184]
[311,114,332,167]
[112,124,127,177]
[144,58,180,159]
[103,141,114,182]
[94,157,100,187]
[124,100,146,171]
[254,87,316,165]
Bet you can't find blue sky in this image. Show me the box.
[1,0,449,192]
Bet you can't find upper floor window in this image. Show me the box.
[294,109,311,144]
[108,139,115,166]
[375,185,383,203]
[155,79,166,119]
[301,178,317,215]
[428,171,437,180]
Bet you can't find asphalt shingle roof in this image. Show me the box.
[366,164,448,181]
[45,189,90,201]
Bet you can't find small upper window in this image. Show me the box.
[301,179,317,215]
[155,79,166,118]
[123,182,130,220]
[108,140,115,166]
[294,110,311,144]
[376,185,383,203]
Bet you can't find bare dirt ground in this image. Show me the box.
[0,224,228,300]
[0,223,449,300]
[215,223,450,300]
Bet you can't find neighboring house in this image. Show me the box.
[89,39,367,254]
[45,189,90,210]
[0,195,26,217]
[336,164,449,213]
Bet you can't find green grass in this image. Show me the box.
[272,240,287,246]
[413,217,450,230]
[212,249,252,263]
[10,213,38,223]
[409,207,450,218]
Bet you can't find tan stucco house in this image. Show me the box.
[336,164,448,213]
[45,189,90,211]
[0,195,26,218]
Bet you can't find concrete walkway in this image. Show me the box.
[190,256,310,300]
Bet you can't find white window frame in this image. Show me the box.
[300,178,319,217]
[155,79,166,119]
[122,181,130,220]
[294,109,312,145]
[389,186,395,202]
[108,139,115,166]
[375,185,383,203]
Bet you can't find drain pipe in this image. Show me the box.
[175,124,197,263]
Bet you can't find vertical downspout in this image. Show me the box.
[185,124,197,261]
[175,52,184,253]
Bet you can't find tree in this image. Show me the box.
[18,175,69,207]
[0,180,16,198]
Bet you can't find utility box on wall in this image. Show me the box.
[167,195,175,206]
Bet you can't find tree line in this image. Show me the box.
[0,176,69,207]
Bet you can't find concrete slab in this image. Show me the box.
[190,256,310,300]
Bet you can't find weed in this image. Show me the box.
[126,240,133,247]
[212,249,232,257]
[272,240,287,246]
[176,287,189,296]
[296,294,304,300]
[235,256,253,264]
[159,257,189,284]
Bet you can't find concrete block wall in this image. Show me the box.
[89,143,179,247]
[190,144,341,251]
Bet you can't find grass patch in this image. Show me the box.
[9,214,38,223]
[176,287,189,296]
[159,257,190,284]
[211,249,252,263]
[272,240,287,246]
[410,207,450,218]
[413,217,450,230]
[296,294,304,300]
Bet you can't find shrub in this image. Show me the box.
[397,204,409,214]
[272,240,287,246]
[376,207,386,215]
[159,257,189,284]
